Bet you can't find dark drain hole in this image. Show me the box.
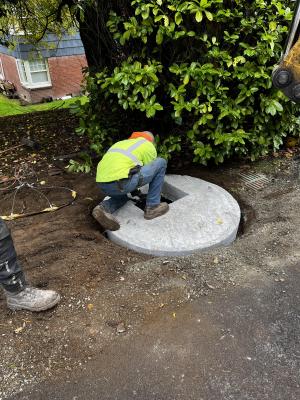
[130,190,173,211]
[237,199,256,236]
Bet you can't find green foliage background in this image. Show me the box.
[73,0,300,166]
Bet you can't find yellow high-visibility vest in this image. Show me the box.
[96,138,157,182]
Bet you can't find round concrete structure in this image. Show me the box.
[107,175,241,256]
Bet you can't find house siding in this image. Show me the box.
[0,53,31,101]
[0,45,10,56]
[0,33,87,103]
[0,33,85,60]
[30,55,87,103]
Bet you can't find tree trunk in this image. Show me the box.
[77,0,132,70]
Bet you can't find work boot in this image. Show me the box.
[144,202,169,220]
[6,287,60,312]
[92,205,120,231]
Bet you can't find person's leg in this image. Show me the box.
[0,219,27,294]
[93,162,169,227]
[0,219,60,311]
[137,158,169,219]
[138,158,167,207]
[100,194,129,214]
[93,177,140,230]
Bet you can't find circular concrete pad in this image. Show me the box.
[107,175,241,256]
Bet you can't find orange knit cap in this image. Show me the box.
[129,131,154,142]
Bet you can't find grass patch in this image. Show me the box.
[0,95,87,117]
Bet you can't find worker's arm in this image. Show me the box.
[140,142,157,166]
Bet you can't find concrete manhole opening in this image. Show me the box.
[107,175,241,256]
[129,190,173,211]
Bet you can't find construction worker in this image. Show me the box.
[93,131,169,230]
[0,218,60,311]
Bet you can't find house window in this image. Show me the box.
[0,59,5,80]
[16,58,51,88]
[16,59,28,83]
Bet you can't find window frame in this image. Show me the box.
[0,59,5,80]
[16,58,52,89]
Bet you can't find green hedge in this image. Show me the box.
[73,0,300,166]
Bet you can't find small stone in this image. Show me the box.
[205,281,215,290]
[116,322,126,334]
[89,328,99,336]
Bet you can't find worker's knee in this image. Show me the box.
[155,157,167,170]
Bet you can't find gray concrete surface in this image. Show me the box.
[108,175,241,256]
[13,262,300,400]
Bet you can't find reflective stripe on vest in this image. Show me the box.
[107,139,147,166]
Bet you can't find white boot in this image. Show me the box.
[6,287,60,311]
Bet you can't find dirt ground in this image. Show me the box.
[1,110,300,399]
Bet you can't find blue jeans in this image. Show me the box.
[98,158,167,213]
